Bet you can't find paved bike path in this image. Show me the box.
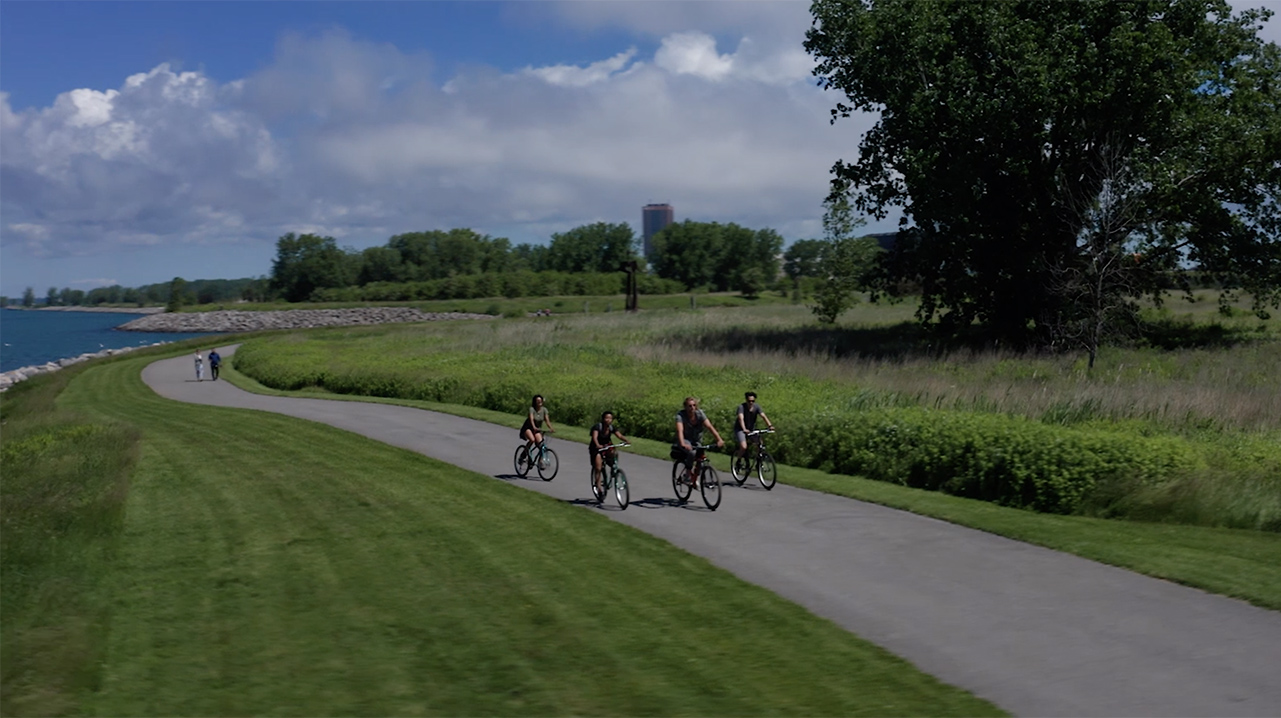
[143,349,1281,717]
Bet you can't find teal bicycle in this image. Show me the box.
[514,440,559,481]
[591,442,630,510]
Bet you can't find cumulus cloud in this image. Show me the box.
[1,63,288,258]
[523,48,638,87]
[655,32,735,80]
[2,26,869,277]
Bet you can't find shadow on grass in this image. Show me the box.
[673,321,934,360]
[1135,317,1269,350]
[674,318,1269,359]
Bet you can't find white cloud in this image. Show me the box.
[655,32,735,80]
[2,27,870,284]
[524,48,638,87]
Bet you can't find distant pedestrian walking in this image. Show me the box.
[194,351,204,381]
[208,349,222,381]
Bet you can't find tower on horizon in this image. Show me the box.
[642,203,674,261]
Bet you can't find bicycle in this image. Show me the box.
[513,439,559,481]
[671,444,721,511]
[731,429,777,490]
[591,442,631,510]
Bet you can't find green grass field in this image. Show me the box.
[1,352,1000,716]
[222,360,1281,613]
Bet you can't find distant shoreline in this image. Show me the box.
[5,306,168,314]
[118,307,495,332]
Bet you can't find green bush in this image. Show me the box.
[232,333,1280,529]
[769,409,1198,514]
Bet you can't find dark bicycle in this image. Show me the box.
[731,429,777,490]
[591,442,630,510]
[513,440,559,481]
[671,444,721,510]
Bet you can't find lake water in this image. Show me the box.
[0,310,223,372]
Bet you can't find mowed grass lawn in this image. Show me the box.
[7,354,1000,716]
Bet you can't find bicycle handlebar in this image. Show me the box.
[746,429,776,437]
[595,442,630,453]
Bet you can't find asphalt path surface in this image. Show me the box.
[144,348,1281,717]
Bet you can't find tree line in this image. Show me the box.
[3,220,796,309]
[5,278,267,310]
[269,221,787,303]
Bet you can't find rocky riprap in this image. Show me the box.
[117,307,495,333]
[1,343,171,392]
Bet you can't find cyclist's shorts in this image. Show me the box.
[734,429,750,445]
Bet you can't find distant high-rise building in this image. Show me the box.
[642,204,674,260]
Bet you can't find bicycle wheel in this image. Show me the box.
[672,464,692,503]
[700,465,722,511]
[614,468,629,510]
[536,446,559,481]
[731,454,750,486]
[758,452,777,490]
[513,445,532,478]
[591,468,606,502]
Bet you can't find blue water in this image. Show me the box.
[0,310,223,372]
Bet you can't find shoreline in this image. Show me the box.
[6,305,167,314]
[0,341,175,392]
[2,307,495,391]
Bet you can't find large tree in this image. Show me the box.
[388,229,510,280]
[806,0,1281,345]
[270,233,355,302]
[545,222,639,274]
[651,221,783,293]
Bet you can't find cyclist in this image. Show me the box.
[590,411,629,496]
[734,391,775,459]
[673,396,724,484]
[520,394,555,450]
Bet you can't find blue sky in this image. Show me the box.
[2,1,1278,297]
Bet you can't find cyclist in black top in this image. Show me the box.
[734,391,775,459]
[590,411,629,497]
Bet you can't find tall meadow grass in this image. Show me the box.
[233,302,1281,530]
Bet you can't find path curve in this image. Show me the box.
[143,349,1281,717]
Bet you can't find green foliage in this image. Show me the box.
[811,196,881,323]
[308,270,685,302]
[806,0,1281,344]
[773,408,1198,515]
[21,286,34,307]
[650,220,783,292]
[165,277,187,312]
[234,324,1281,530]
[784,239,826,280]
[546,222,640,274]
[388,228,513,279]
[269,233,356,302]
